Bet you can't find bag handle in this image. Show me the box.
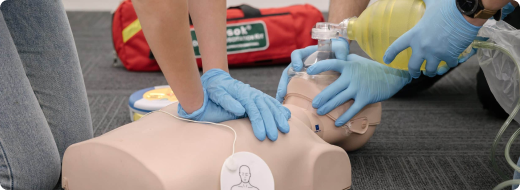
[189,4,261,25]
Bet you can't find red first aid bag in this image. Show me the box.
[112,1,324,71]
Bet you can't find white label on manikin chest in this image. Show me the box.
[221,152,274,190]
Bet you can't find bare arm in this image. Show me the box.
[465,0,512,26]
[328,0,371,23]
[328,0,370,43]
[188,0,229,73]
[133,0,203,113]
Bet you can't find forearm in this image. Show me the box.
[464,0,512,26]
[188,0,229,73]
[133,0,204,113]
[482,0,513,10]
[327,0,371,23]
[328,0,370,43]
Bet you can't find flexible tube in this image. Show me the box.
[506,128,520,172]
[493,179,520,190]
[472,40,520,189]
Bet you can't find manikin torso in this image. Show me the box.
[61,76,381,190]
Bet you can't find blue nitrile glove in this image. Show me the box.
[178,89,241,123]
[433,47,476,76]
[276,38,349,102]
[383,0,481,78]
[200,69,291,141]
[307,54,412,126]
[440,36,491,76]
[502,2,516,20]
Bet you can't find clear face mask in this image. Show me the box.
[287,22,341,87]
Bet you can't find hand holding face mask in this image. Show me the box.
[276,38,350,103]
[307,54,412,126]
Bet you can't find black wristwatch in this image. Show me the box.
[456,0,502,21]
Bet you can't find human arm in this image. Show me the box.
[132,0,203,114]
[276,0,370,102]
[328,0,371,42]
[383,0,511,78]
[134,0,291,141]
[187,0,229,73]
[188,0,291,141]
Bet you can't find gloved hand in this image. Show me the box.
[276,38,349,102]
[383,0,481,78]
[307,54,412,126]
[178,89,241,123]
[448,36,491,75]
[188,69,291,141]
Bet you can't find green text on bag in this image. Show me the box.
[191,21,269,57]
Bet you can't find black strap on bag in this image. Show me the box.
[188,4,262,25]
[227,5,262,19]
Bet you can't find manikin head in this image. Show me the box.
[238,165,251,183]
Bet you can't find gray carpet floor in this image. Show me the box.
[69,11,520,190]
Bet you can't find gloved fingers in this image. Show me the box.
[424,56,441,77]
[267,96,291,119]
[436,64,450,75]
[306,59,352,108]
[458,48,476,64]
[331,37,350,61]
[407,52,424,79]
[383,29,415,64]
[345,54,368,61]
[445,56,459,68]
[291,46,318,71]
[316,87,356,116]
[312,75,350,108]
[307,59,349,74]
[335,101,366,127]
[207,87,246,116]
[254,97,278,141]
[276,65,291,103]
[264,96,290,134]
[243,99,266,141]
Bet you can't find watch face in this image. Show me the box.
[456,0,478,15]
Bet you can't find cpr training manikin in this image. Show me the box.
[60,23,382,190]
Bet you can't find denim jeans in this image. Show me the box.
[0,0,93,189]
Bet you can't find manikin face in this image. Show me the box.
[239,166,251,183]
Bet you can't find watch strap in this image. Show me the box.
[474,9,498,19]
[473,0,502,20]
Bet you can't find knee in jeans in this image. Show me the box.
[35,151,61,189]
[0,149,61,190]
[20,150,61,190]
